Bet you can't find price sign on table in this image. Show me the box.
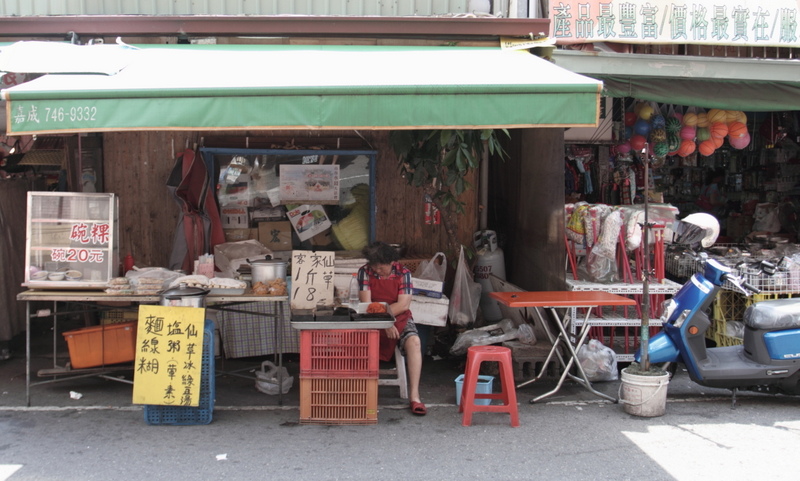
[290,250,335,310]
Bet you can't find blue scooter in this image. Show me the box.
[636,256,800,404]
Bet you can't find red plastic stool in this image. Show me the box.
[458,345,520,427]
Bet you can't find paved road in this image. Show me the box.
[2,390,800,481]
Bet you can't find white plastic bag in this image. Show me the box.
[576,339,618,382]
[447,246,482,327]
[416,252,447,282]
[449,319,518,356]
[254,361,293,395]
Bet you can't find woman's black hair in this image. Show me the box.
[362,241,399,265]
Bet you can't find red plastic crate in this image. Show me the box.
[299,377,378,425]
[300,329,379,378]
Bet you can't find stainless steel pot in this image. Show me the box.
[160,283,209,307]
[248,256,287,284]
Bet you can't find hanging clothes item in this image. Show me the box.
[167,148,226,272]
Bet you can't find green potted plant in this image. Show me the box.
[390,129,508,257]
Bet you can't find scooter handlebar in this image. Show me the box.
[741,281,762,294]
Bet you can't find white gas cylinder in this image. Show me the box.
[473,230,506,322]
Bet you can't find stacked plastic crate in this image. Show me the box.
[299,329,380,425]
[143,320,215,425]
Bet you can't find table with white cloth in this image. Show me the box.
[17,289,289,406]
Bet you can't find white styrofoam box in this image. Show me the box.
[411,294,449,327]
[411,277,444,298]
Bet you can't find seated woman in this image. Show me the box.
[356,241,426,415]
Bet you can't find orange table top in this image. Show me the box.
[490,291,638,308]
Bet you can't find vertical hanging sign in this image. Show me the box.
[132,305,206,407]
[290,250,335,310]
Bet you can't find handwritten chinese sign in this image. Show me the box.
[551,0,800,47]
[290,250,335,310]
[132,305,206,407]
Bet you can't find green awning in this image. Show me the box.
[1,43,602,135]
[553,49,800,112]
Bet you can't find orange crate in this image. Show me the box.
[300,329,379,378]
[299,377,378,425]
[62,321,137,369]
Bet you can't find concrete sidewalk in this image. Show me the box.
[5,321,800,481]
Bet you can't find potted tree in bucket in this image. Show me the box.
[619,143,671,417]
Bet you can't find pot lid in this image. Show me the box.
[162,282,209,298]
[248,257,286,266]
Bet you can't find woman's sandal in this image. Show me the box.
[410,401,427,416]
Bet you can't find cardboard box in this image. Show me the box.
[411,294,449,327]
[258,221,293,250]
[62,321,138,369]
[224,228,258,243]
[309,229,335,248]
[411,277,444,298]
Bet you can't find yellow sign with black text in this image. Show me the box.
[132,305,206,406]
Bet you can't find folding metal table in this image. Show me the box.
[490,291,637,403]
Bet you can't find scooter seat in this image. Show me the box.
[744,299,800,330]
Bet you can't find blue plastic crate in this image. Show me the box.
[143,320,215,425]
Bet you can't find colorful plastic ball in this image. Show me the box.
[682,112,698,127]
[710,122,729,139]
[699,140,716,157]
[671,112,684,122]
[729,133,751,150]
[680,125,696,140]
[711,135,724,148]
[624,111,638,127]
[728,121,748,138]
[708,109,727,124]
[666,117,682,133]
[653,141,670,157]
[736,111,748,124]
[696,112,710,128]
[651,115,666,129]
[633,118,652,136]
[630,134,647,151]
[667,134,681,152]
[726,110,742,123]
[638,104,655,120]
[616,142,632,154]
[649,128,667,143]
[696,126,711,141]
[624,126,633,139]
[678,139,696,157]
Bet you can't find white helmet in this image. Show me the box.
[673,213,720,248]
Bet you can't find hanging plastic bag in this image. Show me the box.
[448,246,482,327]
[416,252,446,282]
[576,339,618,382]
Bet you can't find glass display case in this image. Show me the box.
[24,192,119,289]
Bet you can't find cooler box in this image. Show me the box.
[455,374,494,406]
[62,321,137,369]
